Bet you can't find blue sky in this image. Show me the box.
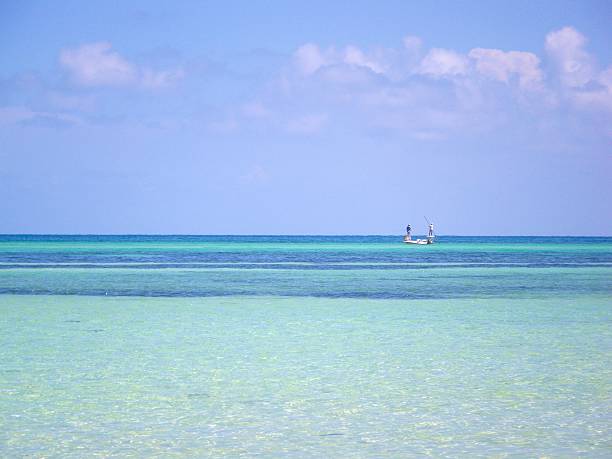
[1,1,611,235]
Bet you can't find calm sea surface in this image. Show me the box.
[1,235,611,457]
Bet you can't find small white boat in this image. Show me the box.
[403,236,432,245]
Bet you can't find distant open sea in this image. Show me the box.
[1,235,611,457]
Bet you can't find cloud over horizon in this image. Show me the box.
[2,26,611,142]
[265,26,611,140]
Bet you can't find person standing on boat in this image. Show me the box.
[406,224,412,241]
[428,223,434,238]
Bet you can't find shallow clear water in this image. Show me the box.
[1,236,611,457]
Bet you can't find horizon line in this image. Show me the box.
[0,233,610,238]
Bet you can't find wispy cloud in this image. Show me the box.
[469,48,543,89]
[60,42,183,89]
[293,43,393,77]
[293,43,328,76]
[0,106,83,128]
[417,48,468,77]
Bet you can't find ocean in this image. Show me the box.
[1,235,611,457]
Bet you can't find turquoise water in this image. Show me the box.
[1,236,611,457]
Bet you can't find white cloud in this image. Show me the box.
[544,27,612,113]
[545,26,594,88]
[293,43,389,77]
[293,43,328,75]
[343,46,386,74]
[60,42,137,86]
[60,42,183,89]
[417,48,468,77]
[293,39,543,89]
[242,27,612,140]
[469,48,543,89]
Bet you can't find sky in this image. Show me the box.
[1,0,611,235]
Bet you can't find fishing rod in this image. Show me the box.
[423,216,431,225]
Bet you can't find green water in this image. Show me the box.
[2,295,611,457]
[1,236,611,457]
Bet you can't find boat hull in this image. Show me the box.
[403,238,432,245]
